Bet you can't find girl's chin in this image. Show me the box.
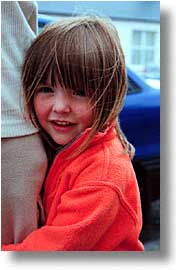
[51,134,76,146]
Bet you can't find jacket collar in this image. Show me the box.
[51,126,117,167]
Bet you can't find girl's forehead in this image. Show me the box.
[44,68,60,87]
[43,68,72,92]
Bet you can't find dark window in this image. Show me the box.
[127,77,141,95]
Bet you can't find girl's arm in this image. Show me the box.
[2,184,122,251]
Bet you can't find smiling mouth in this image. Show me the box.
[51,120,76,127]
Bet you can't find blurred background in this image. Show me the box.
[37,1,160,251]
[37,1,160,88]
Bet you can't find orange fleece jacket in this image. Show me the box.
[2,127,144,251]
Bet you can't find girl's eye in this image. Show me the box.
[72,89,85,97]
[37,87,54,93]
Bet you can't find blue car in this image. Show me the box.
[120,68,160,225]
[121,68,160,166]
[38,15,160,224]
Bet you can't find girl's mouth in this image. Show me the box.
[51,120,76,131]
[52,120,74,126]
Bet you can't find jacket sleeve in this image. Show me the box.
[1,184,120,251]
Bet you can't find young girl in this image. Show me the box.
[2,15,144,251]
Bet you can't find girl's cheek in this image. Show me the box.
[75,103,92,116]
[35,95,51,108]
[34,97,50,119]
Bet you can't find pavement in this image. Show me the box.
[144,238,160,251]
[141,199,160,251]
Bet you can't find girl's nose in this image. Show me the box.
[52,90,71,114]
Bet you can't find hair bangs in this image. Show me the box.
[47,21,111,100]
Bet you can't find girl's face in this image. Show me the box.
[34,76,93,146]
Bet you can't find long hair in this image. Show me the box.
[22,15,134,159]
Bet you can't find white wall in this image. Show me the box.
[113,20,160,72]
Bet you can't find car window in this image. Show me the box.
[127,77,141,95]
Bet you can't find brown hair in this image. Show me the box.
[22,15,134,158]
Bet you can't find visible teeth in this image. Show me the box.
[55,121,70,126]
